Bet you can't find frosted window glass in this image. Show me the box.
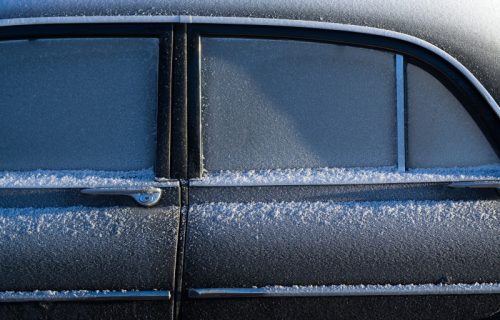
[0,38,159,171]
[407,64,498,168]
[201,38,396,171]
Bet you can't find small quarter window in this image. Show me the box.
[407,63,498,168]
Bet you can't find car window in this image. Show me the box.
[201,38,396,171]
[200,37,498,174]
[406,63,498,168]
[0,38,159,171]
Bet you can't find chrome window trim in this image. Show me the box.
[0,181,179,189]
[396,54,406,172]
[189,178,500,188]
[0,15,498,119]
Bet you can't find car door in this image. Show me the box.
[181,25,500,320]
[0,24,180,320]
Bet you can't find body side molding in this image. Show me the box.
[188,284,500,299]
[0,290,170,303]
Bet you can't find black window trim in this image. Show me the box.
[187,24,500,178]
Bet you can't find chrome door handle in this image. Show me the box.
[448,181,500,190]
[81,187,162,207]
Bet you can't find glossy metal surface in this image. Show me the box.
[449,181,500,189]
[81,187,162,206]
[0,290,170,303]
[396,54,406,172]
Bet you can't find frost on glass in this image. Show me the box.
[407,64,498,168]
[0,38,159,171]
[201,38,396,171]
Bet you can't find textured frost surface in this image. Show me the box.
[195,283,500,296]
[262,283,500,295]
[192,165,500,186]
[407,64,499,167]
[0,169,178,188]
[186,199,500,287]
[0,205,179,290]
[202,38,396,170]
[0,38,159,171]
[191,200,499,226]
[0,289,168,301]
[0,206,148,238]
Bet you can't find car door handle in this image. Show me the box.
[81,187,162,207]
[448,181,500,190]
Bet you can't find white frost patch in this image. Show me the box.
[0,206,138,238]
[0,168,178,188]
[191,165,500,186]
[193,283,500,298]
[191,200,499,227]
[261,283,500,295]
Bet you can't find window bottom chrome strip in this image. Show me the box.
[188,284,500,299]
[0,290,170,303]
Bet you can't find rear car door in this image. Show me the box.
[0,25,179,320]
[181,25,500,320]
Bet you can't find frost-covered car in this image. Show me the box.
[0,1,499,320]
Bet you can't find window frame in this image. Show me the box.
[0,22,497,179]
[0,23,174,178]
[187,24,500,178]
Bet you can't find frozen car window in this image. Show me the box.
[0,38,159,171]
[201,38,396,171]
[407,63,498,168]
